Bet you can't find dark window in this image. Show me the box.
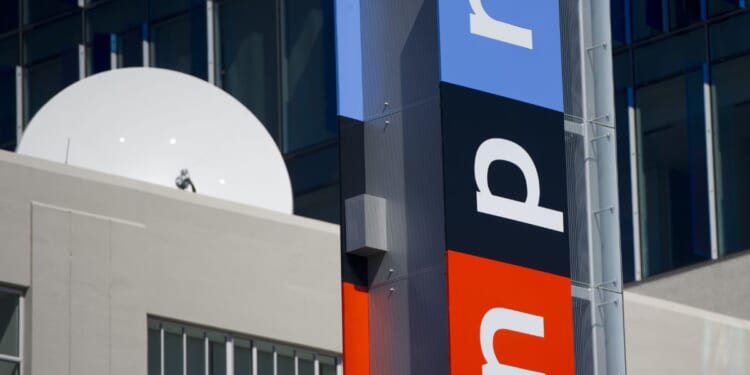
[23,14,80,123]
[709,0,742,17]
[281,0,336,152]
[150,1,207,80]
[669,0,702,30]
[0,0,19,34]
[634,28,705,85]
[710,11,750,62]
[0,35,18,151]
[636,71,711,277]
[216,0,279,141]
[632,0,665,40]
[23,0,78,25]
[611,0,627,46]
[712,54,750,255]
[87,0,147,74]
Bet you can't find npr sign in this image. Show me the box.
[438,0,563,112]
[439,1,574,374]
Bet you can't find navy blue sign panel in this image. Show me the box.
[438,0,563,112]
[441,83,569,277]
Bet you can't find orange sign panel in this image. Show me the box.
[447,250,574,375]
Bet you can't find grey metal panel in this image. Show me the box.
[358,0,439,121]
[368,268,448,375]
[70,213,111,375]
[566,129,590,284]
[345,194,388,255]
[30,203,71,375]
[363,99,444,286]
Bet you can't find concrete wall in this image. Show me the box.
[0,151,341,375]
[624,291,750,374]
[624,253,750,374]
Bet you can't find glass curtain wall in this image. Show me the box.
[613,2,750,279]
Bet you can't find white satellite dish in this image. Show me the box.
[17,67,293,214]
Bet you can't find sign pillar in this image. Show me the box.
[336,0,623,373]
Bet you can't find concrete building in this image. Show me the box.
[0,151,342,374]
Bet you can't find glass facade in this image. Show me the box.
[613,1,750,279]
[0,0,338,222]
[147,319,339,375]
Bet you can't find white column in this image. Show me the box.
[15,66,22,145]
[703,64,720,260]
[206,0,216,85]
[628,87,643,281]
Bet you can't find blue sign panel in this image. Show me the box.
[438,0,563,112]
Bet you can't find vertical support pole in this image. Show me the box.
[182,329,187,375]
[627,87,642,281]
[142,24,150,67]
[160,325,165,375]
[578,0,602,372]
[18,294,24,375]
[226,336,234,375]
[703,64,719,260]
[313,355,320,375]
[251,342,258,375]
[336,358,342,375]
[78,44,86,79]
[273,347,278,375]
[110,33,118,70]
[204,334,210,375]
[206,0,216,85]
[15,66,23,145]
[293,351,299,375]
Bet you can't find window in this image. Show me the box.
[215,0,280,141]
[635,71,711,277]
[709,0,743,17]
[150,1,207,80]
[0,288,23,375]
[712,54,750,255]
[147,318,340,375]
[23,0,78,26]
[0,34,18,151]
[23,14,80,123]
[280,0,336,153]
[86,0,147,74]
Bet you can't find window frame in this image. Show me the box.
[148,317,341,375]
[0,285,24,375]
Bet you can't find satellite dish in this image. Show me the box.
[17,67,293,214]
